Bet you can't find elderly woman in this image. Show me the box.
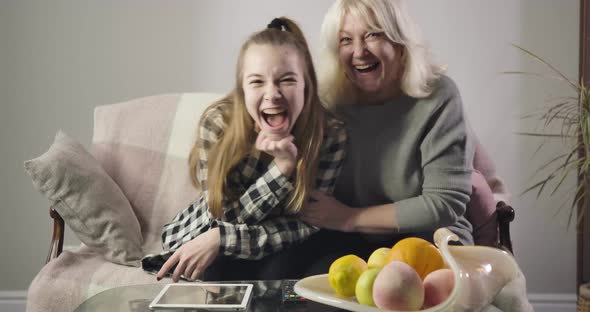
[296,1,533,310]
[300,0,474,254]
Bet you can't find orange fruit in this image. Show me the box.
[387,237,444,280]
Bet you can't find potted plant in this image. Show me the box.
[507,44,590,310]
[508,45,589,227]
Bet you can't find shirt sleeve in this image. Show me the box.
[162,191,321,258]
[314,116,348,194]
[162,106,330,259]
[200,106,296,224]
[163,106,290,248]
[160,106,226,250]
[216,217,318,259]
[394,78,474,231]
[215,118,348,259]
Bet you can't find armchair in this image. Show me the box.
[26,93,516,312]
[26,93,221,312]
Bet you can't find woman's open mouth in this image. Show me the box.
[354,62,380,73]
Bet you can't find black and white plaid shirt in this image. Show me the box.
[161,103,347,260]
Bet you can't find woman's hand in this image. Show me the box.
[255,132,297,176]
[156,227,221,282]
[299,190,359,232]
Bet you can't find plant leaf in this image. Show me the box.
[511,44,579,91]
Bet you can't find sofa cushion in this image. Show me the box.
[24,131,143,266]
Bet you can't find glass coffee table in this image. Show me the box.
[74,280,340,312]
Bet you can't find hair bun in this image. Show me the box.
[267,18,290,32]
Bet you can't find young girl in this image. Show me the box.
[152,17,347,282]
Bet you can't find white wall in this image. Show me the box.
[0,0,578,304]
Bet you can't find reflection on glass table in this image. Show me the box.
[74,280,341,312]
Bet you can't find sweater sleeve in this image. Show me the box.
[394,79,474,232]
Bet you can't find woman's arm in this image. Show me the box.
[301,190,397,233]
[302,78,474,234]
[392,78,473,232]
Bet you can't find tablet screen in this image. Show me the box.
[150,283,253,310]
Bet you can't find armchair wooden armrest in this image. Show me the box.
[496,201,515,254]
[47,206,64,264]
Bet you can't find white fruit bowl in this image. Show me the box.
[294,228,519,312]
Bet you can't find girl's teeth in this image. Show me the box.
[262,108,286,114]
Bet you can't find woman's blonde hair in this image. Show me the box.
[188,17,326,218]
[318,0,445,108]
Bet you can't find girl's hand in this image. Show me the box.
[156,227,221,282]
[255,132,297,176]
[299,190,359,232]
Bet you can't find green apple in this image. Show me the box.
[355,268,381,306]
[367,247,390,269]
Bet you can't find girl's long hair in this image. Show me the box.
[188,17,326,218]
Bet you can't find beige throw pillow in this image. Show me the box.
[24,131,143,266]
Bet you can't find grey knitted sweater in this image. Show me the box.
[333,75,474,244]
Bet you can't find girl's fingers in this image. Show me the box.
[184,260,198,281]
[157,253,179,280]
[190,267,201,281]
[256,133,297,160]
[172,258,189,282]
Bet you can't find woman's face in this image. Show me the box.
[242,44,306,141]
[338,13,403,99]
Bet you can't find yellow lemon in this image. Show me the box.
[367,247,390,269]
[328,255,368,297]
[387,237,445,280]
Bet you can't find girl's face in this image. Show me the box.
[338,13,403,101]
[242,44,306,141]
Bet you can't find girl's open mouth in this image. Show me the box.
[261,107,289,130]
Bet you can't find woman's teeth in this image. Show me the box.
[355,63,379,73]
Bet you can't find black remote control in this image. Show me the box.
[282,280,307,303]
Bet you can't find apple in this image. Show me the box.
[367,247,390,269]
[423,269,454,308]
[355,268,381,306]
[373,261,424,311]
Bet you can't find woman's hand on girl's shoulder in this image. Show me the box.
[255,132,297,176]
[299,190,358,232]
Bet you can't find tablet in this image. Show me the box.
[149,283,254,311]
